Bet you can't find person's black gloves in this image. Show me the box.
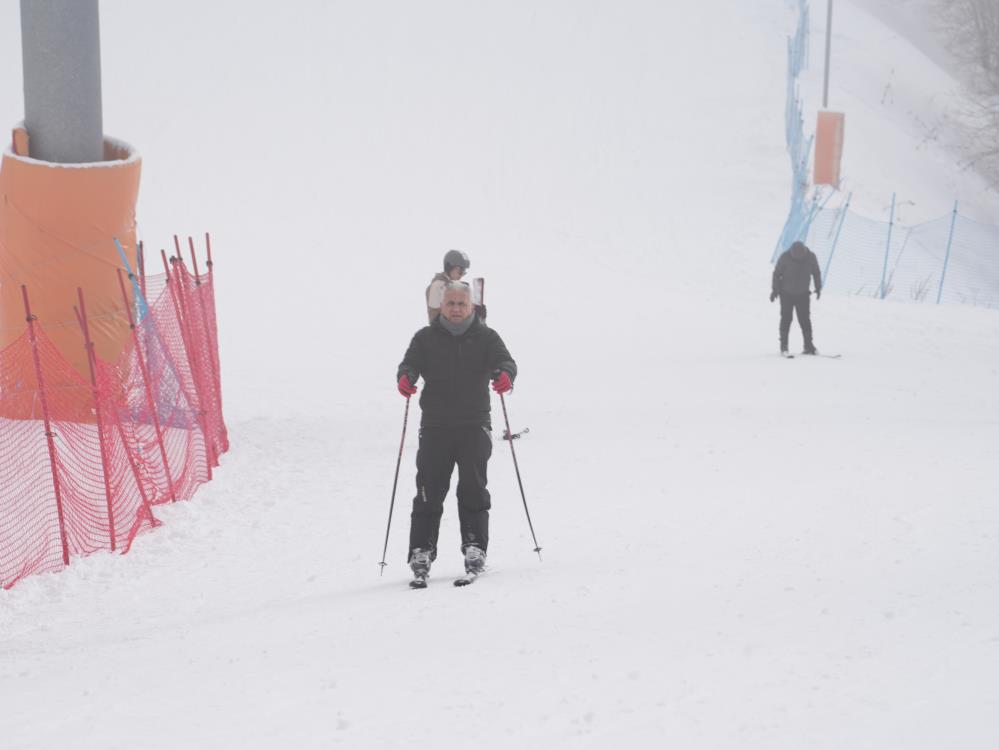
[815,289,821,300]
[770,291,778,302]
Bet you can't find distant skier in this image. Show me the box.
[426,249,486,323]
[397,281,516,587]
[771,240,822,356]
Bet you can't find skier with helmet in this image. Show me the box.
[426,249,485,323]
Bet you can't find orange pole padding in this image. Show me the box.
[814,111,845,188]
[0,134,141,383]
[12,126,29,157]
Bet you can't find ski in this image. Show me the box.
[409,574,428,589]
[453,572,480,587]
[801,352,841,359]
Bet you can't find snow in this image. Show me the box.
[3,134,139,168]
[800,0,999,224]
[1,1,998,748]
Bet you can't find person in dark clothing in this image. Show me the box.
[771,240,822,355]
[397,281,516,585]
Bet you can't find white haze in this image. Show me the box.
[0,2,997,749]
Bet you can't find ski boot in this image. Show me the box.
[409,548,431,589]
[455,545,486,587]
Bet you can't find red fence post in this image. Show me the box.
[74,288,117,551]
[173,237,205,386]
[160,250,212,479]
[188,236,223,442]
[117,269,177,502]
[21,285,70,566]
[199,233,223,411]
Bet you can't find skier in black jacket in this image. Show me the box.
[397,281,517,586]
[771,240,822,355]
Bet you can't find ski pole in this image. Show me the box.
[499,392,542,560]
[379,396,411,575]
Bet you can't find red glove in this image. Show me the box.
[398,374,417,398]
[491,371,513,394]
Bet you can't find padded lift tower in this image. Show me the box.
[0,0,141,380]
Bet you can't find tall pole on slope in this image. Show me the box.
[499,393,542,561]
[20,0,104,163]
[379,397,411,575]
[822,0,834,109]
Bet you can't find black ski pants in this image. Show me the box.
[779,292,813,350]
[409,423,492,560]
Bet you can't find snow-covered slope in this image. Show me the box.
[800,0,999,224]
[1,2,997,749]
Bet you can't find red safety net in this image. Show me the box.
[0,247,227,588]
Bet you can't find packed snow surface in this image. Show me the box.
[1,1,997,748]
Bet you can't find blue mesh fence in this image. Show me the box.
[775,0,999,310]
[776,0,812,257]
[804,200,999,307]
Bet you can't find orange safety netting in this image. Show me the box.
[0,252,227,588]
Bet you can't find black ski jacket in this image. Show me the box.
[773,242,822,296]
[398,316,517,428]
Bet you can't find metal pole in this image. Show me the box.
[20,0,104,163]
[880,193,896,299]
[937,201,959,304]
[499,393,542,560]
[379,397,411,574]
[822,0,834,109]
[801,187,836,244]
[823,192,852,284]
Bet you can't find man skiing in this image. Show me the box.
[426,249,486,323]
[397,281,516,588]
[771,240,822,356]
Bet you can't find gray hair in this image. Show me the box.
[443,281,472,299]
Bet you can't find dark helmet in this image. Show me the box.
[443,249,470,273]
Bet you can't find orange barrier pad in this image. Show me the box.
[0,132,141,411]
